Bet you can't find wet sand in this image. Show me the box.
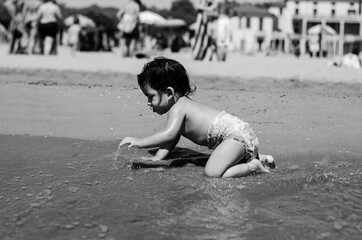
[0,49,362,239]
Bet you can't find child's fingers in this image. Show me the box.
[118,140,130,149]
[127,143,134,148]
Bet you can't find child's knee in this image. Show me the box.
[204,167,223,178]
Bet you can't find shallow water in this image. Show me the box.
[0,135,361,240]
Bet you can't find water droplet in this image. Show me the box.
[30,202,41,207]
[68,187,79,193]
[334,221,343,230]
[64,224,74,230]
[98,233,106,238]
[99,225,108,233]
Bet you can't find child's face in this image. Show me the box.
[141,84,172,115]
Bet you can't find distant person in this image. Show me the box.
[8,1,25,54]
[37,0,62,55]
[3,0,17,17]
[117,0,141,57]
[67,16,81,55]
[215,4,231,61]
[119,57,275,178]
[23,0,42,54]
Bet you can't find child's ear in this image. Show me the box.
[166,87,175,97]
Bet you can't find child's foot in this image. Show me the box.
[258,154,276,169]
[248,159,270,173]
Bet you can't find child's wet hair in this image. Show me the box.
[137,57,195,96]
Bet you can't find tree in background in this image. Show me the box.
[169,0,196,26]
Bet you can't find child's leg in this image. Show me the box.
[205,139,268,178]
[204,139,245,178]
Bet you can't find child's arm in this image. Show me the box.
[119,105,185,149]
[151,134,181,160]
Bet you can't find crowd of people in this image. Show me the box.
[115,0,232,61]
[5,0,62,55]
[3,0,115,56]
[2,0,232,61]
[3,0,154,57]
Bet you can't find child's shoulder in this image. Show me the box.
[169,97,193,113]
[170,96,187,110]
[173,96,212,114]
[174,96,195,107]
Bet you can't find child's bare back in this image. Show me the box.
[167,96,221,146]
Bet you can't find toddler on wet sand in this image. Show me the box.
[119,57,275,178]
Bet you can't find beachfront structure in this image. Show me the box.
[229,5,277,53]
[268,0,362,56]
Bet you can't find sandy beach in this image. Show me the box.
[1,45,361,150]
[0,45,361,239]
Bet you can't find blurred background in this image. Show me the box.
[0,0,361,65]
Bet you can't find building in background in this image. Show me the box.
[229,4,277,54]
[268,0,362,57]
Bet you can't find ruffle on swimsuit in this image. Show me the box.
[207,111,259,162]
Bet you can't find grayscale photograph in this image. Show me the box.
[0,0,361,239]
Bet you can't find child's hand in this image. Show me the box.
[118,137,141,149]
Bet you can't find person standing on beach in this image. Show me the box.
[117,0,141,57]
[37,0,62,55]
[119,57,275,178]
[67,16,81,55]
[8,0,25,54]
[23,0,42,54]
[215,4,231,61]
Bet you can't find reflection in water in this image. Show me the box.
[0,135,361,240]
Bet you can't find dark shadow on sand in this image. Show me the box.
[131,147,210,169]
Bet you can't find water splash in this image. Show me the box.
[111,145,139,171]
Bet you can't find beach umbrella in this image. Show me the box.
[139,10,166,25]
[308,24,337,35]
[64,14,96,28]
[155,19,187,28]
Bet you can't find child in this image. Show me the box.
[119,57,275,178]
[67,16,81,55]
